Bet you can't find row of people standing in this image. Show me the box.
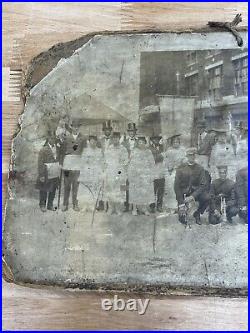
[36,119,247,223]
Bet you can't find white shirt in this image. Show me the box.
[48,143,57,160]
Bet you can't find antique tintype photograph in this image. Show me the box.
[3,32,248,290]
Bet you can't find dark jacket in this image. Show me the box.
[149,144,164,164]
[174,162,208,204]
[198,132,216,156]
[122,137,138,157]
[61,133,86,158]
[36,143,60,192]
[209,178,236,211]
[235,167,248,207]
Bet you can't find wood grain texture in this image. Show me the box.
[2,3,248,330]
[3,280,248,331]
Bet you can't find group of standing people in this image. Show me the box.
[36,118,248,225]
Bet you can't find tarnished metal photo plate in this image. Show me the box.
[3,31,248,292]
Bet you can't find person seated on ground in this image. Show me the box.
[209,165,238,225]
[174,147,210,225]
[235,166,248,224]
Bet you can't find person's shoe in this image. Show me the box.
[157,207,163,213]
[144,210,150,216]
[47,206,57,211]
[61,205,68,212]
[73,204,80,212]
[40,206,47,213]
[194,212,202,225]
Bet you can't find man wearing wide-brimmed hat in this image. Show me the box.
[209,165,237,224]
[36,130,61,212]
[235,166,248,224]
[61,119,86,211]
[174,147,210,225]
[197,127,217,167]
[210,128,235,181]
[235,125,248,172]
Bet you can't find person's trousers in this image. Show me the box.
[209,206,238,224]
[153,178,165,209]
[39,189,56,209]
[194,192,210,215]
[63,170,80,207]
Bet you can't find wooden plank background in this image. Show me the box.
[2,2,248,330]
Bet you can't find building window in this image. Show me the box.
[208,65,223,101]
[186,51,197,66]
[185,73,198,96]
[233,56,248,96]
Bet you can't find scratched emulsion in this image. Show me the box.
[3,32,248,290]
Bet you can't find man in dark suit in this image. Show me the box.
[174,147,210,225]
[235,166,248,223]
[61,119,86,211]
[197,128,217,167]
[122,123,138,158]
[36,132,61,212]
[149,135,165,212]
[100,120,113,154]
[209,165,237,224]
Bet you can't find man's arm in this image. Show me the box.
[192,168,207,199]
[174,168,184,204]
[38,148,47,181]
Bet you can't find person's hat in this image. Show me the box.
[127,122,137,132]
[89,135,98,141]
[150,135,162,142]
[112,131,121,138]
[102,120,112,131]
[197,120,206,128]
[216,165,228,170]
[213,128,227,134]
[137,135,147,143]
[186,147,197,155]
[168,133,181,141]
[70,119,80,127]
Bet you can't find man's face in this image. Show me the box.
[113,136,120,145]
[128,130,136,138]
[89,138,97,148]
[218,168,227,180]
[217,134,226,144]
[71,125,79,135]
[104,129,111,137]
[172,137,180,149]
[138,139,146,148]
[152,139,159,146]
[187,153,195,164]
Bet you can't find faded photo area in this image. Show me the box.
[3,33,248,290]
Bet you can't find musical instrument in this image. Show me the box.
[220,195,227,223]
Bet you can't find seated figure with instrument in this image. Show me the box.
[174,147,210,225]
[209,165,238,224]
